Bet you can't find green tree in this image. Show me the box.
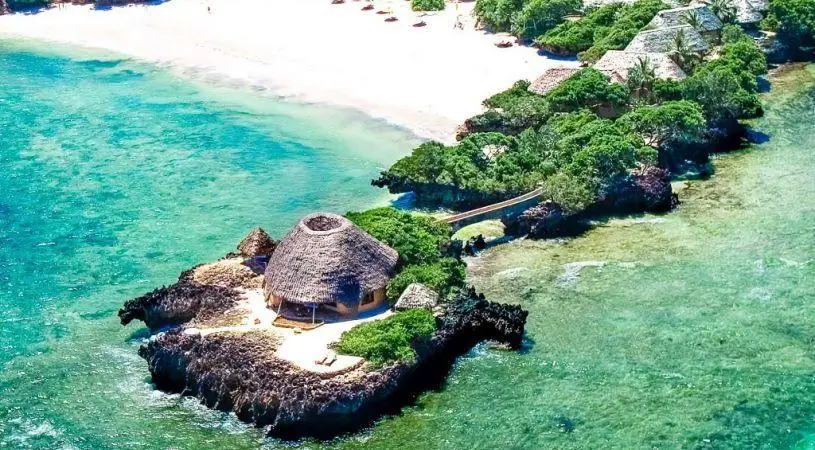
[669,28,702,72]
[709,0,738,23]
[474,0,524,32]
[627,56,657,103]
[412,0,445,11]
[770,0,815,49]
[620,100,706,148]
[511,0,581,40]
[682,9,703,29]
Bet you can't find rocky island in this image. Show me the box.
[120,211,527,439]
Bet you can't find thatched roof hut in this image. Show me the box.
[625,25,709,53]
[594,51,687,81]
[734,0,767,24]
[394,283,439,311]
[649,5,723,33]
[263,213,398,307]
[528,67,581,95]
[238,227,277,257]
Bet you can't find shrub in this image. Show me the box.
[546,68,630,114]
[412,0,445,11]
[334,309,437,367]
[619,101,706,148]
[511,0,582,40]
[537,0,668,62]
[346,207,452,266]
[474,0,524,32]
[386,258,466,299]
[770,0,815,49]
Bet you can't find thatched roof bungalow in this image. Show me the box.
[625,25,710,54]
[394,283,439,311]
[734,0,768,24]
[594,51,687,81]
[528,67,581,95]
[649,5,723,34]
[264,212,398,321]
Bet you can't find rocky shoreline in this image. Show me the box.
[120,241,527,439]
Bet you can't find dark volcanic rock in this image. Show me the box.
[118,268,241,331]
[602,165,676,214]
[504,201,568,238]
[123,257,528,440]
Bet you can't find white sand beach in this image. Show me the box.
[0,0,578,141]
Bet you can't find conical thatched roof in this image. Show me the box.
[625,25,709,54]
[264,213,398,305]
[649,5,723,32]
[528,67,581,95]
[594,51,687,81]
[394,283,439,311]
[238,227,277,257]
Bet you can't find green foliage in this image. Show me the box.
[345,207,452,266]
[335,309,437,367]
[412,0,445,11]
[546,68,630,114]
[536,4,623,54]
[537,0,668,62]
[708,0,738,23]
[678,36,767,123]
[474,0,579,39]
[474,0,525,32]
[770,0,815,48]
[619,101,706,148]
[652,79,684,103]
[512,0,582,39]
[721,23,752,44]
[386,258,466,299]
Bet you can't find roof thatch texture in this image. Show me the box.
[649,5,723,32]
[193,258,263,289]
[528,67,581,95]
[625,25,709,53]
[238,227,277,257]
[264,212,398,306]
[594,51,687,81]
[394,283,439,311]
[734,0,767,24]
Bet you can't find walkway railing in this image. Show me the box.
[443,188,543,225]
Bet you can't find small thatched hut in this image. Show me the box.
[263,212,398,321]
[238,227,277,257]
[625,25,709,54]
[649,5,723,36]
[394,283,439,311]
[528,67,581,95]
[594,51,687,81]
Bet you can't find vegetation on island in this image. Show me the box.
[346,207,466,300]
[474,0,582,39]
[536,0,668,61]
[334,308,437,367]
[764,0,815,52]
[375,24,770,215]
[411,0,445,12]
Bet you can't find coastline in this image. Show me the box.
[0,0,578,142]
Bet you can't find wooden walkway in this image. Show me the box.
[444,188,543,227]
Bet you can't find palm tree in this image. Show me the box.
[681,10,703,29]
[627,56,657,103]
[708,0,737,23]
[669,30,700,72]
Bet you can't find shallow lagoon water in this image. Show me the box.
[1,39,814,448]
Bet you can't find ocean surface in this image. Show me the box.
[1,39,813,449]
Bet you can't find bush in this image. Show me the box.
[346,207,452,266]
[537,0,668,62]
[770,0,815,49]
[386,258,466,299]
[474,0,524,32]
[334,309,437,367]
[546,68,630,114]
[412,0,445,11]
[511,0,581,40]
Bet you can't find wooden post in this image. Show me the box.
[312,304,316,324]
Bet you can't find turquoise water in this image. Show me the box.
[1,38,814,449]
[0,39,417,447]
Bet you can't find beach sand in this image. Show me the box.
[0,0,578,141]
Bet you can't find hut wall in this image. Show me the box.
[358,288,386,313]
